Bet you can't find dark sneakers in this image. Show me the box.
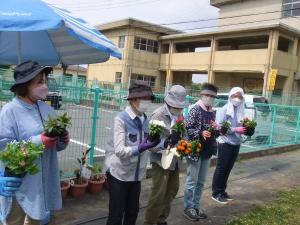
[223,192,234,201]
[183,208,199,221]
[195,208,207,219]
[211,193,228,204]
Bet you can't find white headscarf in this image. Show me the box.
[226,87,245,122]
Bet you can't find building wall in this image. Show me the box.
[218,0,282,29]
[87,28,128,83]
[217,0,300,31]
[52,68,87,77]
[214,72,264,93]
[87,27,162,87]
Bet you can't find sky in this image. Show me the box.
[45,0,219,32]
[44,0,219,83]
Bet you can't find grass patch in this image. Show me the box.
[226,187,300,225]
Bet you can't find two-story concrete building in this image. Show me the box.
[88,0,300,96]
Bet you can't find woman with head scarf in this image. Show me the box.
[0,61,70,224]
[211,87,246,204]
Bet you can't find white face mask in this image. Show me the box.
[231,97,242,107]
[138,100,151,113]
[202,96,215,107]
[31,84,49,100]
[169,108,183,117]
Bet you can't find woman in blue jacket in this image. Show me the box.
[0,61,69,225]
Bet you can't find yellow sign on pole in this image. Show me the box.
[268,69,278,91]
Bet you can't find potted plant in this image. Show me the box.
[0,141,44,178]
[176,140,201,159]
[171,116,186,135]
[241,117,257,136]
[148,120,166,142]
[207,120,220,138]
[69,148,90,198]
[87,164,106,195]
[60,170,70,200]
[44,113,71,138]
[220,121,231,135]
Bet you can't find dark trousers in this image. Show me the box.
[106,172,141,225]
[212,143,240,196]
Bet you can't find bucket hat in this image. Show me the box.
[10,60,52,91]
[127,80,155,100]
[164,85,188,109]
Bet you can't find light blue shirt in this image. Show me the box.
[0,97,67,220]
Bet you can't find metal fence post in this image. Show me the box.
[268,105,277,147]
[89,87,100,165]
[294,108,300,143]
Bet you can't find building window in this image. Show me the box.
[134,36,159,53]
[118,36,125,48]
[282,0,300,17]
[278,36,291,52]
[115,72,122,83]
[130,73,156,88]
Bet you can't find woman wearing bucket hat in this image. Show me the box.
[0,61,70,224]
[144,85,188,225]
[211,87,246,205]
[183,83,218,221]
[105,80,160,225]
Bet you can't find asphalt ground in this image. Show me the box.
[54,147,300,225]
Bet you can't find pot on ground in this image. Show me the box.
[60,180,70,199]
[87,176,105,195]
[70,178,88,198]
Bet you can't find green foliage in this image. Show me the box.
[73,148,91,184]
[226,188,300,225]
[90,164,104,181]
[0,141,44,176]
[190,140,201,154]
[220,120,231,134]
[241,117,257,129]
[44,113,71,137]
[149,120,165,141]
[171,116,186,134]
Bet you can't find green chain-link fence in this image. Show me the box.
[1,71,300,177]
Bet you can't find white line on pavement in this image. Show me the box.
[70,139,106,153]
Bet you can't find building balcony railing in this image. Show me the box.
[160,52,210,71]
[213,49,268,72]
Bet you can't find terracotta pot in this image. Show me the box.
[60,180,70,199]
[70,179,88,198]
[88,178,105,195]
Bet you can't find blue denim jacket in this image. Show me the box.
[0,97,67,220]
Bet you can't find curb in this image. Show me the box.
[146,144,300,178]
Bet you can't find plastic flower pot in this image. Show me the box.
[4,167,26,178]
[245,127,255,136]
[87,177,105,195]
[60,180,70,200]
[70,179,88,198]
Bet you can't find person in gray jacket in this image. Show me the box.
[105,81,160,225]
[144,85,188,225]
